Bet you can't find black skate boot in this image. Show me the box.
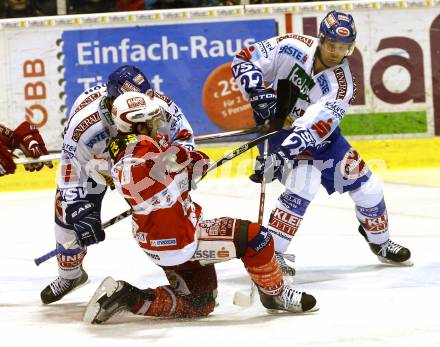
[83,277,153,324]
[40,269,88,304]
[275,252,296,278]
[358,225,412,266]
[259,285,318,313]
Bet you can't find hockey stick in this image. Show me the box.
[16,127,264,166]
[233,139,269,307]
[34,80,297,265]
[34,209,133,266]
[34,130,276,266]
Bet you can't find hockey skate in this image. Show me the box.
[275,252,296,278]
[40,269,89,304]
[259,284,318,314]
[83,277,149,324]
[358,225,413,266]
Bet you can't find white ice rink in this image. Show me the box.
[1,177,439,346]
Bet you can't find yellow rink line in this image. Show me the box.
[1,137,439,192]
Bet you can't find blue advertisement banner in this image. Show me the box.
[61,19,276,135]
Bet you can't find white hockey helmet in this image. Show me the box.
[111,91,164,133]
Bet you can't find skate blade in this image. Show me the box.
[267,305,320,315]
[377,256,414,267]
[83,276,118,324]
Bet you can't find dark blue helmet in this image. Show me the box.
[106,65,151,98]
[319,10,357,48]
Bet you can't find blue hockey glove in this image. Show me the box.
[249,151,289,184]
[249,87,277,126]
[65,202,105,248]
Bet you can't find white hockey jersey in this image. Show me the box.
[58,84,195,203]
[232,33,356,150]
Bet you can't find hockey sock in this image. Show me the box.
[267,192,310,252]
[356,198,390,245]
[56,247,87,279]
[132,286,215,318]
[241,223,283,296]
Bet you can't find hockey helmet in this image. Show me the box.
[111,92,164,133]
[107,65,151,98]
[319,10,357,55]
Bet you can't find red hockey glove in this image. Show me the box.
[0,140,16,176]
[188,150,210,189]
[11,121,53,172]
[175,129,193,142]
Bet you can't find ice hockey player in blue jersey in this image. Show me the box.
[231,10,412,276]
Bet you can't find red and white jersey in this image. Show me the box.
[58,84,195,204]
[110,134,202,266]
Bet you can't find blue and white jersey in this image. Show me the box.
[232,33,356,153]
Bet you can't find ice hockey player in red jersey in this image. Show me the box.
[0,121,52,176]
[83,92,318,324]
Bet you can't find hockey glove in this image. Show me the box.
[11,121,53,172]
[0,141,16,176]
[188,150,210,190]
[65,202,105,248]
[249,87,277,126]
[249,151,289,184]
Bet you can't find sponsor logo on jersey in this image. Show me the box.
[143,250,160,261]
[276,33,314,47]
[154,91,173,106]
[72,111,101,142]
[256,39,275,58]
[349,75,357,105]
[71,91,101,117]
[340,148,369,180]
[325,101,346,120]
[134,232,148,243]
[85,130,109,148]
[287,64,316,100]
[279,44,305,61]
[61,143,77,158]
[317,74,330,95]
[269,208,302,236]
[150,238,177,247]
[334,67,348,100]
[127,96,146,109]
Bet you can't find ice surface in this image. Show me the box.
[1,177,439,346]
